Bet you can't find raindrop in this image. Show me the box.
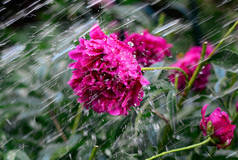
[127,41,134,47]
[83,131,88,136]
[105,149,111,157]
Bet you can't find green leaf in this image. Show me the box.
[213,64,226,93]
[143,62,164,83]
[167,90,177,128]
[4,150,31,160]
[158,79,174,91]
[37,135,80,160]
[210,49,238,73]
[157,124,173,153]
[210,82,238,103]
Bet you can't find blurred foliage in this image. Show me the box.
[0,0,238,159]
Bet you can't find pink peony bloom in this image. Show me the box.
[169,45,213,91]
[124,30,172,67]
[200,104,236,148]
[68,24,149,116]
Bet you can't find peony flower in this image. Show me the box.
[200,104,236,148]
[68,24,149,116]
[168,45,213,91]
[124,30,172,67]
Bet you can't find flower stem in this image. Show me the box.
[141,67,188,80]
[158,13,165,27]
[178,42,207,108]
[49,110,67,142]
[207,20,238,59]
[174,74,179,91]
[146,137,211,160]
[152,109,170,125]
[233,113,238,123]
[89,145,99,160]
[71,104,82,135]
[177,20,238,109]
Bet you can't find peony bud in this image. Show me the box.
[200,104,236,148]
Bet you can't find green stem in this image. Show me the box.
[207,20,238,59]
[174,74,179,91]
[158,13,165,27]
[233,113,238,123]
[49,110,67,142]
[88,145,99,160]
[185,42,207,92]
[152,109,170,125]
[146,137,211,160]
[178,42,207,108]
[142,67,188,80]
[71,104,82,134]
[177,20,238,109]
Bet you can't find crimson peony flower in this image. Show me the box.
[169,45,213,91]
[200,104,236,148]
[68,25,149,116]
[124,30,172,67]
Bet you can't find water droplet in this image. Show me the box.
[127,41,134,47]
[105,149,111,156]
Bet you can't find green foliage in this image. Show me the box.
[210,49,238,73]
[4,150,31,160]
[38,135,81,160]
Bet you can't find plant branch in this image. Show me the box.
[152,109,170,125]
[207,20,238,59]
[177,20,238,109]
[178,42,207,108]
[174,74,179,91]
[89,145,99,160]
[146,137,211,160]
[71,104,82,135]
[49,110,68,142]
[142,67,188,80]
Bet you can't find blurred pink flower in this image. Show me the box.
[68,25,149,116]
[124,30,172,67]
[169,45,213,91]
[200,104,236,148]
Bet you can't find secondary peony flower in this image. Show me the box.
[124,30,172,67]
[169,45,213,91]
[68,25,149,116]
[200,104,236,148]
